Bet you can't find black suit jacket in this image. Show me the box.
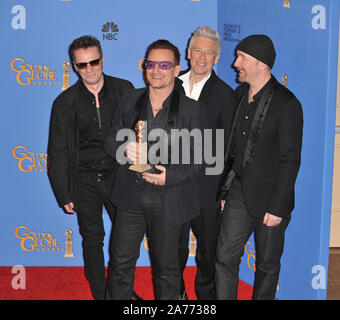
[220,76,303,219]
[175,70,236,209]
[47,74,133,211]
[104,87,207,226]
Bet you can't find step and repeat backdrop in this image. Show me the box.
[217,0,339,300]
[1,0,216,269]
[1,0,339,300]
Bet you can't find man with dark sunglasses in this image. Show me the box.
[47,35,136,300]
[104,39,206,300]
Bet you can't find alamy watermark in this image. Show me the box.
[311,264,326,290]
[11,265,26,290]
[115,127,225,175]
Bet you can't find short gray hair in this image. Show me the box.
[188,26,221,55]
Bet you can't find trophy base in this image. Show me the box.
[129,164,152,173]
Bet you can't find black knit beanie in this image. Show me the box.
[236,34,276,69]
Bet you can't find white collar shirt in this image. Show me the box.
[178,70,211,101]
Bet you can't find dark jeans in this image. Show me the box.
[215,177,290,300]
[106,184,182,300]
[76,170,115,300]
[179,207,221,299]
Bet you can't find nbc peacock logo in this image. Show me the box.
[102,21,119,40]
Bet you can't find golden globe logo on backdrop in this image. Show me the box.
[244,241,256,271]
[14,226,75,258]
[10,58,62,87]
[14,226,62,253]
[143,232,197,256]
[12,146,47,173]
[138,58,145,71]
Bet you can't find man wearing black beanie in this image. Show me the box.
[215,34,303,300]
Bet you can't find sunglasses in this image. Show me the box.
[144,60,175,70]
[75,55,102,70]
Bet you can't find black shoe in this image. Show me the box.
[132,291,143,300]
[178,290,188,300]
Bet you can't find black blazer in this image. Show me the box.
[220,76,303,219]
[104,87,207,226]
[47,74,134,210]
[175,70,237,209]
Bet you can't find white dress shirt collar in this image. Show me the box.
[178,70,211,101]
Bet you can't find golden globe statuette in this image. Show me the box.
[62,61,70,91]
[64,229,74,258]
[283,0,290,8]
[189,231,197,257]
[282,73,288,87]
[129,120,151,172]
[143,236,150,251]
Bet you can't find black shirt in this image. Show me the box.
[135,89,173,189]
[78,79,116,172]
[146,90,172,162]
[232,78,272,177]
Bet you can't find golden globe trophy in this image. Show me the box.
[129,120,151,172]
[283,0,290,8]
[62,61,70,91]
[64,229,74,258]
[282,73,288,87]
[189,231,197,257]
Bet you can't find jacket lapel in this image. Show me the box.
[167,88,179,130]
[224,95,244,162]
[197,70,217,106]
[129,88,148,130]
[242,77,278,168]
[224,77,278,168]
[175,69,217,107]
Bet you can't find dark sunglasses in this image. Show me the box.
[75,55,102,70]
[144,60,175,70]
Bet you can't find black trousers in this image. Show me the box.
[76,170,115,300]
[215,177,290,300]
[106,184,182,300]
[179,207,221,299]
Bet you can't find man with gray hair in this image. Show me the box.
[176,26,236,300]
